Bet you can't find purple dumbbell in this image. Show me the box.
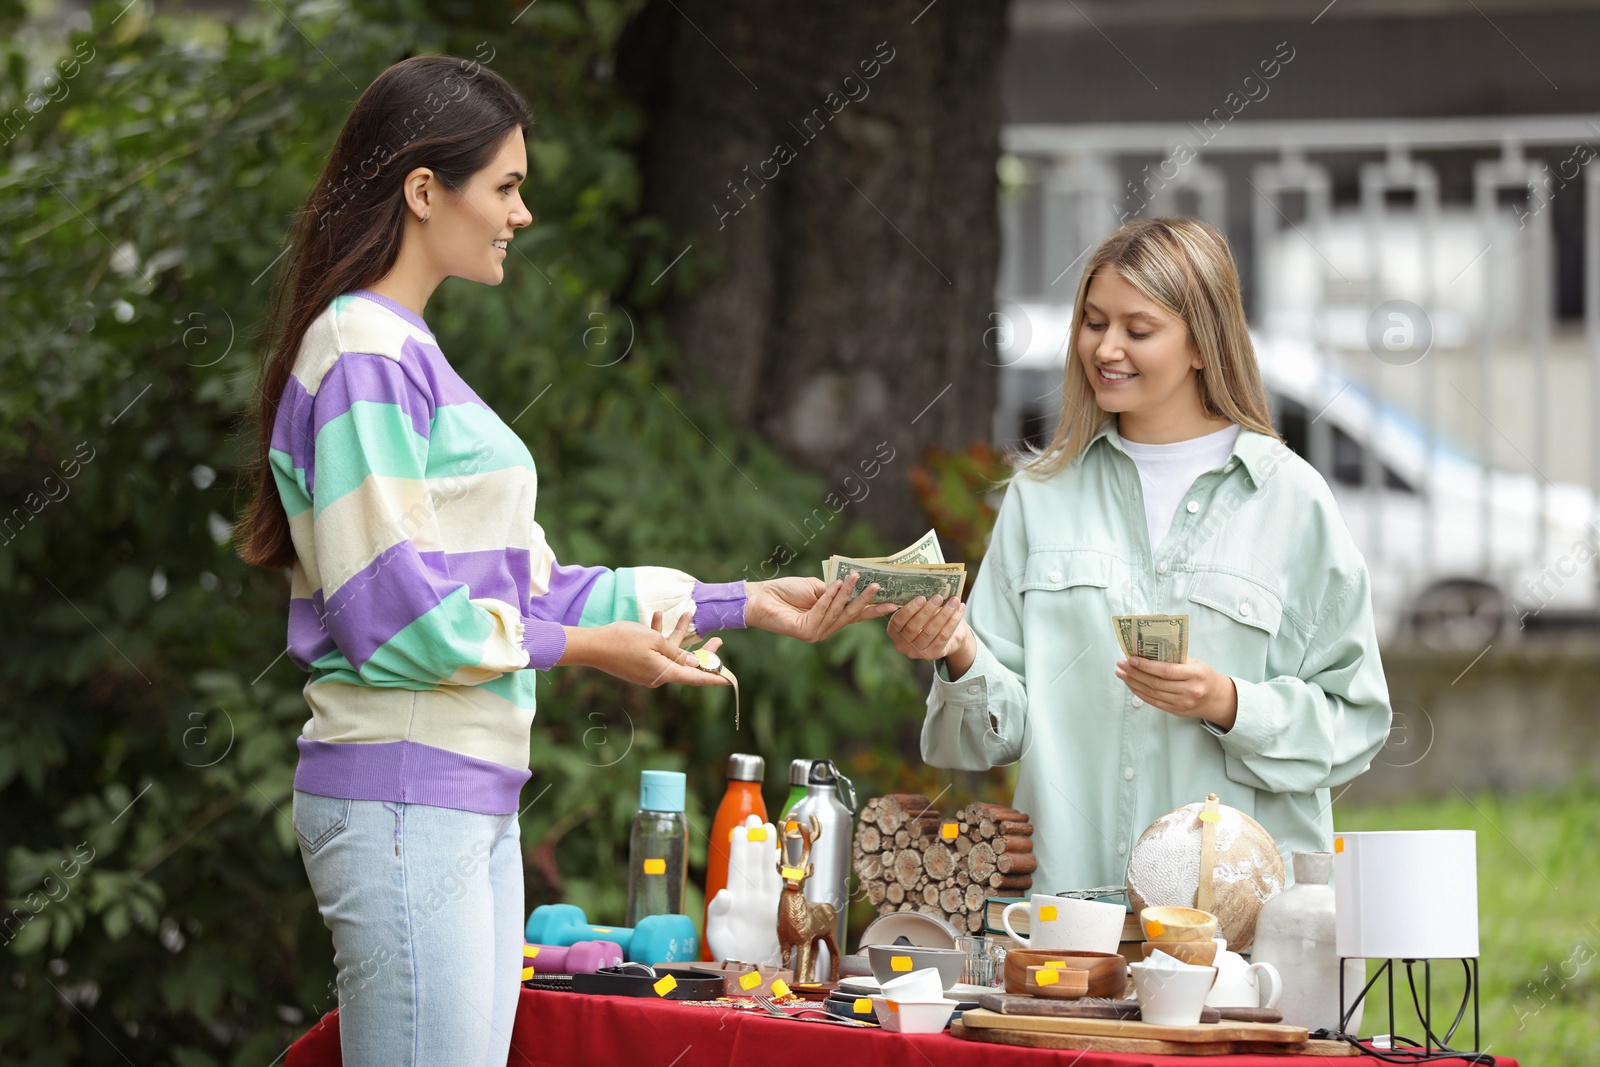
[522,939,624,976]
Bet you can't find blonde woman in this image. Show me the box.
[888,217,1392,891]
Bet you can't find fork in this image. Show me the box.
[749,993,873,1027]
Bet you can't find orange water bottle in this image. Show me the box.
[700,753,767,960]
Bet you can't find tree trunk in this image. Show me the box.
[619,0,1010,546]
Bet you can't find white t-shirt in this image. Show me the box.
[1115,423,1242,551]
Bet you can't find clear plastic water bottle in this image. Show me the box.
[626,770,689,926]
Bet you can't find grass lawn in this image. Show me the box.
[1335,783,1600,1065]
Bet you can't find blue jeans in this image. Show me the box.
[293,791,523,1067]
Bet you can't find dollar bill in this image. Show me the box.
[1113,613,1189,663]
[821,530,965,606]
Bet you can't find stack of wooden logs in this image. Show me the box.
[852,794,1037,934]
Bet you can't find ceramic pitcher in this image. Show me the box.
[1250,850,1366,1033]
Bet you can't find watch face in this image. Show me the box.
[693,647,722,671]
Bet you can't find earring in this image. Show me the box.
[420,212,430,222]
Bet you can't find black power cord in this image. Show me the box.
[1314,958,1498,1065]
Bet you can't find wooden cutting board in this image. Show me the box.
[976,993,1283,1024]
[951,1020,1358,1057]
[960,1007,1308,1044]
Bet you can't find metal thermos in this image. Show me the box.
[779,758,812,821]
[786,758,855,979]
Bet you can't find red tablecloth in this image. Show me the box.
[284,987,1519,1067]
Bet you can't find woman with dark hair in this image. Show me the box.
[239,55,892,1066]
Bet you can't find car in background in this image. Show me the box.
[992,305,1600,647]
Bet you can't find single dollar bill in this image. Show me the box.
[856,528,946,567]
[837,560,966,606]
[1113,613,1189,663]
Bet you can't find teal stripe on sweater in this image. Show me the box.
[429,405,537,477]
[577,568,639,628]
[313,402,428,512]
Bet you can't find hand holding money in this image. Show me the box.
[745,575,897,643]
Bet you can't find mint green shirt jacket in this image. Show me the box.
[924,424,1392,893]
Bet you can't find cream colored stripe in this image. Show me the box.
[288,508,322,592]
[632,566,699,630]
[301,682,533,769]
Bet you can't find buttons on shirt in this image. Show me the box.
[1117,842,1128,856]
[1123,767,1135,781]
[1156,561,1168,575]
[1239,601,1252,618]
[1225,461,1237,472]
[1048,568,1063,583]
[1186,500,1200,514]
[967,684,981,695]
[1131,695,1144,707]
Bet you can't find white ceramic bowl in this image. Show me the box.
[867,944,968,989]
[869,995,959,1034]
[878,967,945,1002]
[858,912,960,951]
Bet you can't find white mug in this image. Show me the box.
[1206,939,1283,1009]
[1001,894,1125,953]
[1131,961,1218,1026]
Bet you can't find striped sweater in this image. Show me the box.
[270,290,747,814]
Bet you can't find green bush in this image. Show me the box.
[0,2,921,1061]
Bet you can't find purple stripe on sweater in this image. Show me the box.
[311,351,433,444]
[397,336,488,411]
[322,541,449,670]
[271,373,318,488]
[522,618,567,670]
[295,737,530,815]
[418,547,531,611]
[287,592,337,669]
[529,562,609,625]
[693,580,748,634]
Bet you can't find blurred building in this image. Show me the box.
[993,0,1600,644]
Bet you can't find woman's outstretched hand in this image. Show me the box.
[887,595,976,675]
[744,575,898,643]
[559,611,731,688]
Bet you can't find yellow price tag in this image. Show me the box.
[643,858,666,875]
[786,821,799,833]
[1038,905,1058,922]
[521,966,534,981]
[890,955,913,972]
[747,826,768,842]
[854,998,871,1014]
[523,944,539,959]
[1335,836,1345,854]
[781,866,806,880]
[1146,919,1165,938]
[1044,961,1067,968]
[887,999,900,1013]
[1035,967,1060,987]
[654,974,678,997]
[941,822,959,840]
[770,980,790,999]
[594,927,613,933]
[739,971,762,990]
[1200,811,1221,823]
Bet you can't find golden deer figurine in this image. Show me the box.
[776,815,839,983]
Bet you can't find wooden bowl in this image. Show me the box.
[1140,939,1219,966]
[1002,948,1126,998]
[1140,905,1218,942]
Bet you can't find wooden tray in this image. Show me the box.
[951,1019,1358,1056]
[1002,950,1126,998]
[960,1007,1307,1044]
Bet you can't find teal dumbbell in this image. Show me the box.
[524,904,698,964]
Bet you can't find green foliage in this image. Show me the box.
[0,1,920,1061]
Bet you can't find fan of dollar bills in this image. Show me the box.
[821,529,966,607]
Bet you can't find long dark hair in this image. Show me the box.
[238,55,533,569]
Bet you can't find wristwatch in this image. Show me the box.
[690,647,741,729]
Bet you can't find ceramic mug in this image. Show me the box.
[1001,894,1125,953]
[1130,961,1219,1026]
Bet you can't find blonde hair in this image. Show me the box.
[1019,217,1279,479]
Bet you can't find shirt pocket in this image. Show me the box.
[1017,550,1115,594]
[1186,570,1284,674]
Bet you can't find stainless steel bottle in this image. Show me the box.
[786,758,855,979]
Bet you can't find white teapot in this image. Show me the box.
[1204,938,1283,1010]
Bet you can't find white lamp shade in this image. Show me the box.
[1332,830,1479,959]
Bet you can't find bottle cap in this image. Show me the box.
[640,770,686,813]
[727,753,764,782]
[788,759,814,787]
